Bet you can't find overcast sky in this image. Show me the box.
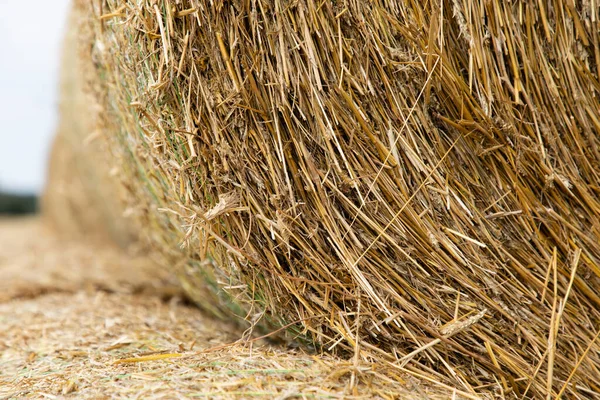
[0,0,71,193]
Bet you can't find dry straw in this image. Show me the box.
[72,0,600,398]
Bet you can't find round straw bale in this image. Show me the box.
[43,6,133,246]
[76,0,600,397]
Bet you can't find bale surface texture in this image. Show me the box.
[79,0,600,398]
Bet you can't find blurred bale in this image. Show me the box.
[42,5,132,246]
[70,0,600,398]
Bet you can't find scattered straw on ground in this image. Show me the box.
[0,218,468,399]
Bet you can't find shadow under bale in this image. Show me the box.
[57,1,600,398]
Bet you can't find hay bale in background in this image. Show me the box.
[43,6,132,246]
[67,0,600,397]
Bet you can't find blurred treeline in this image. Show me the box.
[0,190,38,215]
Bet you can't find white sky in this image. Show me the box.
[0,0,72,193]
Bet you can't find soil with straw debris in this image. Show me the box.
[0,218,469,399]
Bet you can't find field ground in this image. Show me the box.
[0,218,462,399]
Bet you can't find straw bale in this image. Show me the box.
[72,0,600,397]
[42,6,133,245]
